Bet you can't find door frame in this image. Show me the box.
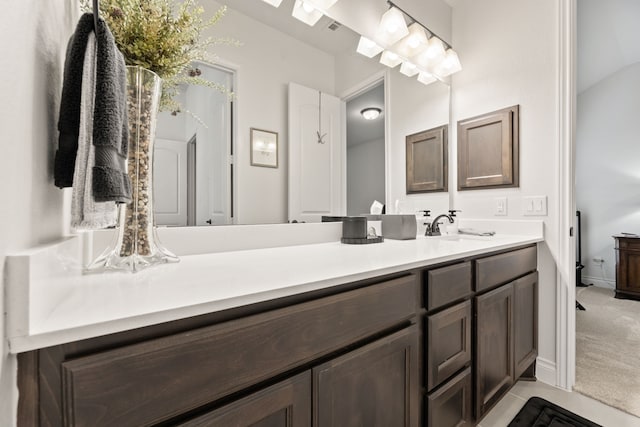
[557,0,577,391]
[339,70,390,212]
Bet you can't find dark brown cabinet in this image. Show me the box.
[474,252,538,421]
[475,284,514,418]
[426,300,472,391]
[178,372,312,427]
[423,262,473,427]
[426,368,473,427]
[18,245,539,427]
[514,272,538,378]
[313,326,419,427]
[614,235,640,300]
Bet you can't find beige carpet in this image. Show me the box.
[575,286,640,418]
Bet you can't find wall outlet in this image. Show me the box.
[523,196,548,216]
[494,197,507,216]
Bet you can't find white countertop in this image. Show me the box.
[6,227,543,353]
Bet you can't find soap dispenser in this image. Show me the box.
[447,210,461,235]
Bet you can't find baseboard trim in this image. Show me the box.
[536,357,558,387]
[582,276,615,290]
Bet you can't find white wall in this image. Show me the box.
[450,0,561,383]
[387,73,451,216]
[206,3,336,225]
[576,62,640,288]
[0,0,78,424]
[347,138,386,216]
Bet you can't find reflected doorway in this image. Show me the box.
[154,62,235,226]
[345,82,385,216]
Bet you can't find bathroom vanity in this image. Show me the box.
[9,232,541,426]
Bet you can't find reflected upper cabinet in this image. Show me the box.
[406,125,448,193]
[457,105,519,191]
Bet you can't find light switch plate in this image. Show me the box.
[523,196,547,216]
[494,197,507,216]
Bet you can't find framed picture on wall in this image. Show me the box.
[250,128,278,168]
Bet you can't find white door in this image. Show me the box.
[288,82,345,223]
[154,138,188,226]
[188,64,234,226]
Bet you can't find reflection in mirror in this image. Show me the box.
[346,82,385,216]
[155,63,233,226]
[153,0,452,226]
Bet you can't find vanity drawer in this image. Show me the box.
[426,300,472,391]
[426,367,473,427]
[475,246,536,292]
[425,261,472,310]
[61,274,418,427]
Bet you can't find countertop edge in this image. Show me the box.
[7,235,543,353]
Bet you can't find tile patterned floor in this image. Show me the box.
[479,380,640,427]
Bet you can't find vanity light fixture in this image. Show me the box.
[361,107,382,120]
[393,23,428,58]
[399,61,419,77]
[260,0,284,7]
[433,48,462,77]
[292,0,339,26]
[380,50,402,68]
[355,1,462,86]
[417,71,437,86]
[356,36,384,58]
[376,7,409,45]
[292,0,323,26]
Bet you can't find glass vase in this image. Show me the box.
[89,66,179,273]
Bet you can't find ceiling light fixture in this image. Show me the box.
[361,107,382,120]
[355,0,462,86]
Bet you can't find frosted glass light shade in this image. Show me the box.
[399,61,419,77]
[306,0,338,9]
[361,107,381,120]
[425,36,446,60]
[292,0,323,26]
[417,71,436,85]
[380,50,402,68]
[260,0,284,6]
[393,23,428,58]
[433,48,462,77]
[356,36,384,58]
[376,7,409,45]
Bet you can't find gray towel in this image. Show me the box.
[55,13,131,204]
[71,32,118,230]
[92,14,131,203]
[55,14,93,188]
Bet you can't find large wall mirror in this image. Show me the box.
[153,0,452,226]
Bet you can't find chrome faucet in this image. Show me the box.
[426,210,461,236]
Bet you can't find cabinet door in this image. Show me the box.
[427,367,473,427]
[313,326,419,427]
[426,300,472,391]
[514,272,538,379]
[475,284,514,419]
[616,238,640,297]
[178,372,311,427]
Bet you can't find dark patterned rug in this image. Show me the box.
[508,397,602,427]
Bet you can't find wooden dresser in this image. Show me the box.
[614,235,640,300]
